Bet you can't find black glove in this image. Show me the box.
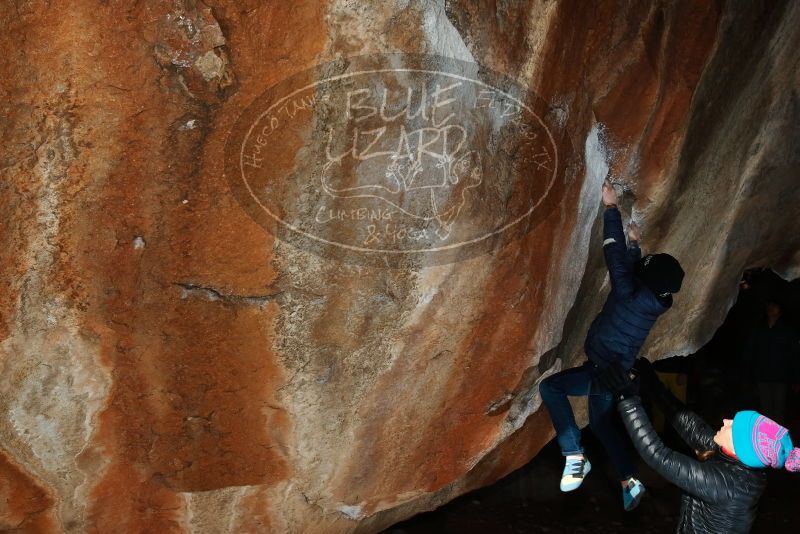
[633,357,678,418]
[598,361,639,401]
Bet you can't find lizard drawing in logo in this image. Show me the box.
[321,124,483,241]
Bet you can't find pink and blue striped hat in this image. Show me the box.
[732,411,800,471]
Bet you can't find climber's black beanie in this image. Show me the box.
[635,253,684,296]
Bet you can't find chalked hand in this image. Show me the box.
[627,222,641,242]
[602,179,618,207]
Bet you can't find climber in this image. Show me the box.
[600,357,799,533]
[538,179,684,511]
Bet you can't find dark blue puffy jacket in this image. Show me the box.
[584,207,671,370]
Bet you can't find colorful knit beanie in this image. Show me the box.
[732,410,800,471]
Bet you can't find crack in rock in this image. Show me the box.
[174,282,280,306]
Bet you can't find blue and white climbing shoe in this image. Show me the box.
[560,455,591,492]
[623,477,645,511]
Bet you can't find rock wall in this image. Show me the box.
[1,1,799,533]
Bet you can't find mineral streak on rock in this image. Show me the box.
[1,1,799,533]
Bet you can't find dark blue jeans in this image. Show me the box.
[539,361,637,480]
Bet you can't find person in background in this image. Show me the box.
[601,357,799,533]
[538,180,684,511]
[740,300,800,422]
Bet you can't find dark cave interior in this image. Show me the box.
[386,268,800,534]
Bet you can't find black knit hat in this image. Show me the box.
[634,253,684,295]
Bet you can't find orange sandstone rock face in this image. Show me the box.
[1,1,799,533]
